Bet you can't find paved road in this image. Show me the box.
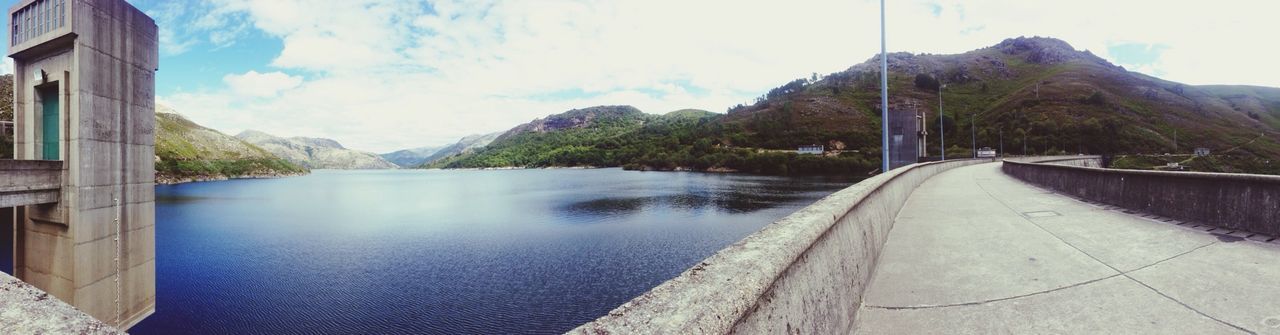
[854,162,1280,334]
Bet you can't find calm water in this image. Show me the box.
[128,168,855,334]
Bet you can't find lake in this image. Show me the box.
[127,168,856,334]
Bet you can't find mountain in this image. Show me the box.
[1196,85,1280,130]
[380,146,443,167]
[155,106,308,183]
[426,36,1280,174]
[416,132,502,167]
[427,105,865,174]
[236,131,399,169]
[424,106,671,169]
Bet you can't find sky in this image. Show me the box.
[4,0,1279,152]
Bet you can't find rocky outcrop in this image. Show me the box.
[494,105,646,142]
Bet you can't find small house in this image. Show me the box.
[1194,147,1210,157]
[797,145,824,155]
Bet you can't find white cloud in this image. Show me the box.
[157,0,1280,153]
[222,71,303,97]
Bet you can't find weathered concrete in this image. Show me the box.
[0,272,123,334]
[855,162,1280,334]
[570,159,993,334]
[7,0,158,329]
[0,159,61,207]
[1004,156,1280,237]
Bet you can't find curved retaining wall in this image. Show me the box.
[1003,156,1280,237]
[570,159,992,334]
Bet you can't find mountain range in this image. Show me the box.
[426,36,1280,174]
[414,132,502,168]
[10,36,1280,179]
[236,130,399,169]
[380,146,443,167]
[155,106,307,183]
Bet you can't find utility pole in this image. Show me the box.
[1173,129,1178,153]
[971,113,976,158]
[879,0,889,172]
[999,128,1004,158]
[1023,132,1028,156]
[939,83,946,160]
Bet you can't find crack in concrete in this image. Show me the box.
[972,174,1256,335]
[864,273,1122,310]
[863,240,1216,311]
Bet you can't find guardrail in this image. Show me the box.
[1002,156,1280,237]
[0,160,62,207]
[570,158,993,334]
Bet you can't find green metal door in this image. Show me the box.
[40,88,58,160]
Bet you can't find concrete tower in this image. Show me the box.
[7,0,157,329]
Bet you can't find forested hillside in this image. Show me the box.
[432,36,1280,175]
[156,106,308,183]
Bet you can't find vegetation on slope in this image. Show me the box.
[428,37,1280,176]
[1111,154,1280,175]
[428,106,874,174]
[1,74,12,159]
[155,108,308,183]
[722,36,1280,168]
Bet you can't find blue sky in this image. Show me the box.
[14,0,1271,152]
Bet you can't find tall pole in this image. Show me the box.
[879,0,889,172]
[939,83,945,160]
[971,114,976,158]
[999,128,1004,158]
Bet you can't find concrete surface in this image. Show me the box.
[8,0,158,329]
[0,159,61,207]
[0,272,123,335]
[570,159,992,334]
[855,162,1280,334]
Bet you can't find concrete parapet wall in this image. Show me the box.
[570,159,993,334]
[1002,156,1280,237]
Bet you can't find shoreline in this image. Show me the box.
[156,171,310,185]
[427,165,743,173]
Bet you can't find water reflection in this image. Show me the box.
[132,168,857,335]
[561,174,850,217]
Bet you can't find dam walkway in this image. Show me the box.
[854,162,1280,334]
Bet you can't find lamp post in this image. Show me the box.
[879,0,889,172]
[939,83,946,160]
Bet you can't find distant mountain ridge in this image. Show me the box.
[416,132,502,168]
[155,105,307,183]
[380,146,444,167]
[236,130,398,169]
[426,36,1280,174]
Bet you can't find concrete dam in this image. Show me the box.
[1,0,157,332]
[1,1,1278,334]
[573,157,1280,334]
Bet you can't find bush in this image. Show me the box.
[914,74,941,91]
[1085,91,1106,105]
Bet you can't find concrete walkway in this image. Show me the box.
[854,162,1280,334]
